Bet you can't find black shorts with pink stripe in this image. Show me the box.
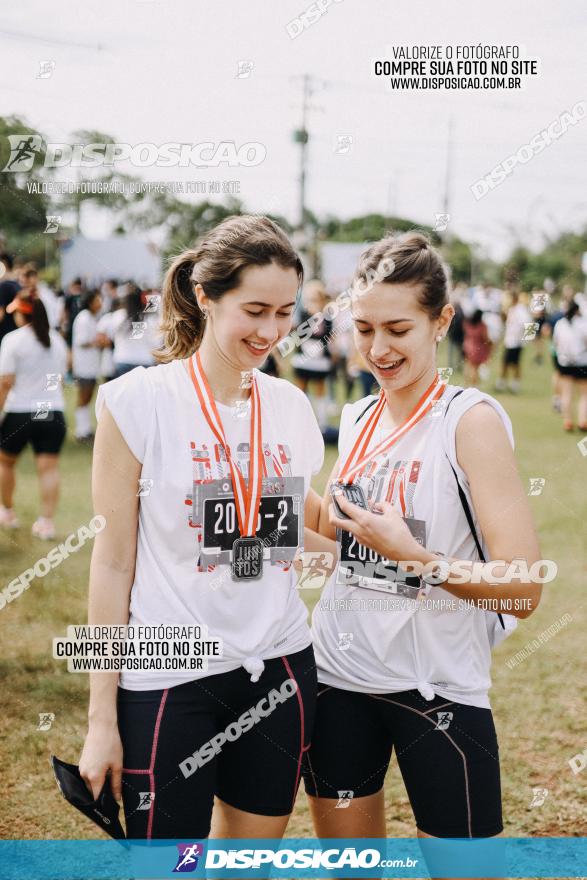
[302,685,502,838]
[117,645,316,839]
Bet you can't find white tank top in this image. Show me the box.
[95,359,324,690]
[311,384,514,709]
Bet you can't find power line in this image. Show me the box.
[0,28,105,51]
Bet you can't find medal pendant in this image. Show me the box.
[231,537,264,581]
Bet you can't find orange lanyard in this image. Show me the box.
[185,352,263,537]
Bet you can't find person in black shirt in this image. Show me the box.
[61,277,84,348]
[0,253,21,344]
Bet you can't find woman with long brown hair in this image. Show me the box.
[78,215,328,841]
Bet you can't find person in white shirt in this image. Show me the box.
[552,298,587,431]
[291,280,335,433]
[495,292,531,393]
[72,290,106,441]
[98,279,119,317]
[96,283,162,378]
[302,231,542,848]
[0,291,68,539]
[78,215,328,843]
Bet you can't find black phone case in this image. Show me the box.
[330,482,368,518]
[50,755,126,840]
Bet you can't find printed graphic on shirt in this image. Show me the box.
[337,457,425,597]
[184,441,302,573]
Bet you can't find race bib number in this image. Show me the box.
[204,495,297,549]
[337,517,427,598]
[196,477,304,570]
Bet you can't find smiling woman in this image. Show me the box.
[76,215,331,844]
[302,231,542,866]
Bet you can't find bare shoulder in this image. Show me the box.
[455,401,514,470]
[93,403,142,477]
[457,399,508,435]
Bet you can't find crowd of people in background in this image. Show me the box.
[0,252,162,538]
[0,247,586,539]
[286,275,587,435]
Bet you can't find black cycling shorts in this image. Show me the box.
[0,410,66,456]
[117,645,317,840]
[503,346,522,366]
[302,685,502,839]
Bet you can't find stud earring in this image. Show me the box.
[436,335,443,342]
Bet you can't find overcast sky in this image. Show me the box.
[0,0,585,260]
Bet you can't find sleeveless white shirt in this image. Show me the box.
[95,359,324,690]
[311,384,514,709]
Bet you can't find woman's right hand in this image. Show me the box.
[79,720,124,802]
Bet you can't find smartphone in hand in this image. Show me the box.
[330,482,369,518]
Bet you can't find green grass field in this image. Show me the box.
[0,344,586,841]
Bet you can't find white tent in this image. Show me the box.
[60,236,161,288]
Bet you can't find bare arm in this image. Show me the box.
[79,404,142,800]
[0,374,15,411]
[439,401,542,616]
[315,457,341,541]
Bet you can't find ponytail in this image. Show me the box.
[157,251,206,363]
[30,298,51,348]
[565,299,580,322]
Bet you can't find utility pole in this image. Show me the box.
[293,74,311,231]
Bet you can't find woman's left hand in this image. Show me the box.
[329,491,424,563]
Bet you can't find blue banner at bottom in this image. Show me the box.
[1,837,586,878]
